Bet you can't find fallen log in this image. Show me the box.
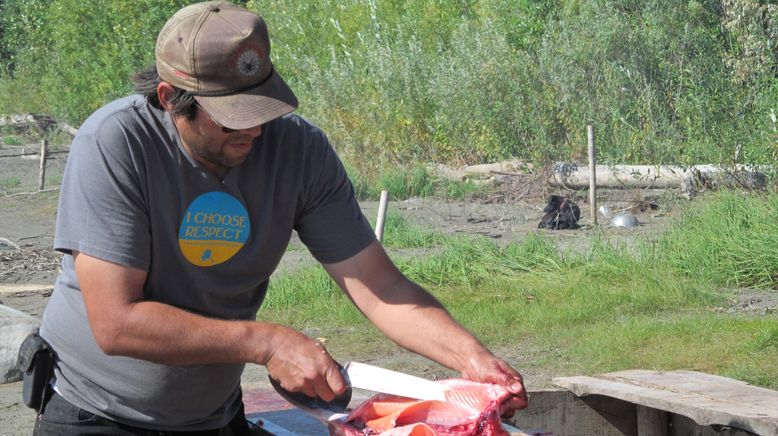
[0,113,78,136]
[550,163,768,193]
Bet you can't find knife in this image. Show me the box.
[342,361,449,401]
[268,376,350,423]
[268,361,450,420]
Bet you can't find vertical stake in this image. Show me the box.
[588,125,597,226]
[38,139,48,191]
[375,190,389,243]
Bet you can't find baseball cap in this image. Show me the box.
[156,1,298,130]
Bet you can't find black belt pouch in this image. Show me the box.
[17,332,54,412]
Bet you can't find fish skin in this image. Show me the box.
[329,379,513,436]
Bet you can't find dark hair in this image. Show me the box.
[132,65,197,120]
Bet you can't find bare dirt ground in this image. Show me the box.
[0,145,775,435]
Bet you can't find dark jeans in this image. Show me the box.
[34,390,252,436]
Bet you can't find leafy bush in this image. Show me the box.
[257,0,776,167]
[0,0,775,169]
[0,0,187,120]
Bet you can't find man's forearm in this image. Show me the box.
[74,248,347,396]
[94,299,278,366]
[324,241,494,373]
[75,251,285,367]
[362,282,492,372]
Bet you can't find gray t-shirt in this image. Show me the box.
[39,95,375,431]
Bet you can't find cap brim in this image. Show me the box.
[194,69,298,130]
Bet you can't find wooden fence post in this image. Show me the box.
[38,139,48,191]
[587,125,597,226]
[375,190,389,243]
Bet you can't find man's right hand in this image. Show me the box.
[264,327,347,402]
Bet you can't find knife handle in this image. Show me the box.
[268,375,353,413]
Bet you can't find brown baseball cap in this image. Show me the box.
[156,1,298,130]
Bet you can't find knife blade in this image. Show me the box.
[342,361,449,401]
[268,376,350,422]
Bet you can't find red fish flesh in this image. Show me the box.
[329,379,514,436]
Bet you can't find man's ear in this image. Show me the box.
[157,82,176,111]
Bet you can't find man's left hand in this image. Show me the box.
[460,352,528,416]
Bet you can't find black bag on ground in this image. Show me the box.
[17,332,54,412]
[538,195,581,230]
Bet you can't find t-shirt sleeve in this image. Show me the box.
[54,117,151,270]
[293,132,375,264]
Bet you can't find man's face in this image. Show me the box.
[174,105,263,176]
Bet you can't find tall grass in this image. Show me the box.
[658,191,778,289]
[380,211,449,249]
[260,190,777,388]
[396,234,565,289]
[345,163,487,201]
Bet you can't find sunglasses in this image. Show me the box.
[195,103,237,133]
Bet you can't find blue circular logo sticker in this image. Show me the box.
[178,192,250,267]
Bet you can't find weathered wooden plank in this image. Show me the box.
[637,405,668,436]
[554,371,778,436]
[602,370,778,419]
[603,370,776,408]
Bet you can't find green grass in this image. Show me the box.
[3,135,23,146]
[346,163,435,200]
[260,190,778,389]
[439,178,483,200]
[285,243,306,252]
[657,191,778,289]
[396,234,565,288]
[346,163,484,201]
[380,211,449,249]
[561,315,778,388]
[45,174,62,186]
[0,176,21,189]
[377,166,435,200]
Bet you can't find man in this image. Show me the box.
[34,1,527,434]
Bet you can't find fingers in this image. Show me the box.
[497,361,526,395]
[463,353,517,384]
[325,361,349,396]
[492,361,528,414]
[461,353,528,413]
[492,361,527,401]
[305,340,332,399]
[500,393,528,418]
[310,341,348,401]
[507,393,528,410]
[266,334,346,402]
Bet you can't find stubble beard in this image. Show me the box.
[192,135,255,170]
